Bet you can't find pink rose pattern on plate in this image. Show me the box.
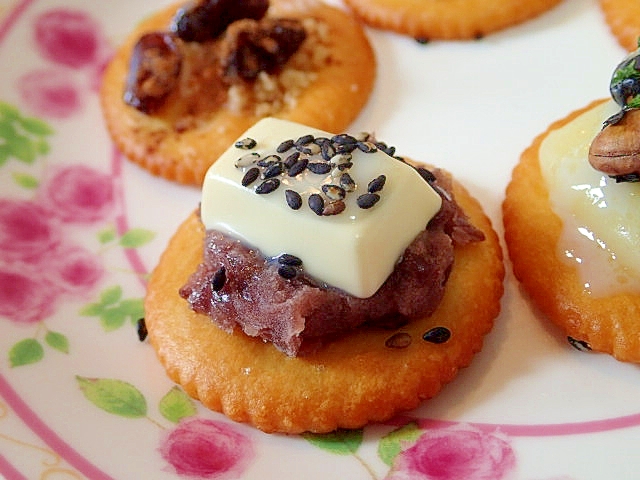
[160,418,255,479]
[17,68,83,119]
[38,164,115,223]
[385,425,516,480]
[34,9,102,68]
[0,3,588,480]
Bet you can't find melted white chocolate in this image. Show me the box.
[201,118,442,298]
[539,100,640,295]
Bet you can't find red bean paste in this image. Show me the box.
[180,168,484,356]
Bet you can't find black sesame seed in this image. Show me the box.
[295,134,314,146]
[211,266,226,291]
[416,167,436,184]
[241,167,260,186]
[567,336,592,352]
[278,253,303,266]
[255,178,280,194]
[335,142,357,154]
[356,193,380,209]
[330,152,352,166]
[235,137,256,149]
[307,162,332,175]
[278,264,297,279]
[297,143,321,155]
[283,151,300,168]
[235,152,260,168]
[339,173,356,192]
[285,189,302,210]
[337,162,353,171]
[422,326,451,344]
[385,332,411,349]
[320,141,336,161]
[331,133,357,145]
[322,184,346,200]
[322,200,345,216]
[377,144,395,157]
[257,154,281,167]
[276,139,295,153]
[288,158,309,177]
[308,193,324,215]
[374,140,388,151]
[357,141,378,153]
[368,175,386,193]
[263,162,284,178]
[136,318,147,342]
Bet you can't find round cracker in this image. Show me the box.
[503,99,640,363]
[342,0,563,41]
[144,171,504,433]
[599,0,640,52]
[100,1,376,185]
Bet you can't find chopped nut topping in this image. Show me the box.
[220,18,307,82]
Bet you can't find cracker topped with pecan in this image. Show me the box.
[589,43,640,182]
[100,0,376,184]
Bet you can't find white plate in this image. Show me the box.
[1,0,639,479]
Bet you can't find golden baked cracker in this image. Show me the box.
[503,99,640,363]
[343,0,563,41]
[100,1,376,185]
[599,0,640,52]
[144,171,504,434]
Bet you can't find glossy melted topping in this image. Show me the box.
[539,100,640,295]
[201,118,442,298]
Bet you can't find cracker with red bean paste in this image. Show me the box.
[100,0,375,185]
[144,167,504,434]
[503,100,640,364]
[342,0,563,41]
[599,0,640,52]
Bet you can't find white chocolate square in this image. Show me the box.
[201,118,441,298]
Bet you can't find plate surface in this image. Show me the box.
[1,0,639,479]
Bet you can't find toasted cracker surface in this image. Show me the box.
[144,171,504,433]
[503,99,640,363]
[343,0,563,40]
[100,1,375,185]
[599,0,640,52]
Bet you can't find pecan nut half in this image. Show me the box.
[123,32,182,114]
[589,108,640,180]
[171,0,269,42]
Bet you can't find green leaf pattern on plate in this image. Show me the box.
[80,286,145,332]
[159,386,198,424]
[77,377,198,429]
[44,330,70,354]
[0,101,53,168]
[77,377,148,418]
[377,422,422,466]
[303,428,364,455]
[9,338,45,367]
[119,228,156,248]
